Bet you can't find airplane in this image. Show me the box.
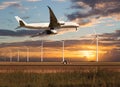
[15,6,79,36]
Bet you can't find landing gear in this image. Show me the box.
[76,27,77,31]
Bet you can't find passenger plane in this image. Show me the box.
[15,6,79,36]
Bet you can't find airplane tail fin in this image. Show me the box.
[15,16,27,28]
[47,6,60,29]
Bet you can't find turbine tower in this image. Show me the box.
[96,35,99,62]
[91,29,99,62]
[62,40,65,62]
[17,49,20,62]
[41,41,43,62]
[9,50,12,62]
[10,50,12,62]
[26,47,29,62]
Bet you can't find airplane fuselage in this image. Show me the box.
[23,22,79,29]
[25,23,49,29]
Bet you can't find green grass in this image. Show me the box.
[0,69,119,87]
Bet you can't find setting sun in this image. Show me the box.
[80,50,95,60]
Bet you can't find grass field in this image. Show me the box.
[0,62,120,66]
[0,62,119,87]
[0,68,119,87]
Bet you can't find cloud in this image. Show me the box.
[0,40,41,48]
[102,49,120,61]
[66,0,120,26]
[0,1,19,10]
[0,29,120,47]
[0,1,28,11]
[100,30,120,38]
[0,29,42,37]
[52,0,66,2]
[0,28,77,37]
[98,30,120,46]
[106,23,115,27]
[27,0,42,2]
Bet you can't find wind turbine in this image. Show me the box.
[24,46,30,62]
[26,47,29,62]
[17,49,20,62]
[61,40,65,62]
[9,50,12,62]
[41,41,43,62]
[91,28,99,62]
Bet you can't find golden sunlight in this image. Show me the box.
[80,50,95,61]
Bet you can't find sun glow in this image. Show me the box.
[81,50,95,60]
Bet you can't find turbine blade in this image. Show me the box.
[90,36,96,45]
[93,28,97,35]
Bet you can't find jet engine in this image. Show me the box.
[43,29,57,34]
[30,29,57,37]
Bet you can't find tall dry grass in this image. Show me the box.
[0,68,119,87]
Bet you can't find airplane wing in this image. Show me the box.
[30,28,75,38]
[48,6,60,29]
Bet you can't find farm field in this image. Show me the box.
[0,61,120,66]
[0,62,119,87]
[0,62,120,73]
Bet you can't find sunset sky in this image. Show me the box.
[0,0,120,61]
